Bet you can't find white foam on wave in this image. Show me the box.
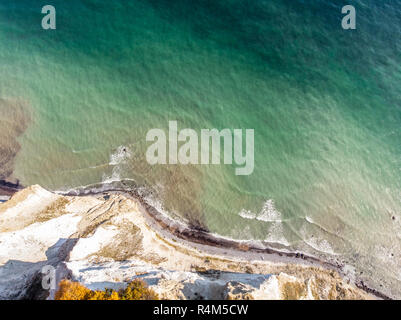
[139,188,191,229]
[102,146,133,183]
[299,223,336,255]
[305,215,315,224]
[238,210,256,220]
[109,145,132,165]
[265,222,290,246]
[257,199,282,222]
[89,164,108,169]
[102,166,123,184]
[72,148,95,154]
[238,200,289,246]
[303,237,336,255]
[302,217,337,255]
[238,199,282,222]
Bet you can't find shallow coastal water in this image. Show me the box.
[0,1,400,297]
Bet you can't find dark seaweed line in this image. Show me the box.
[0,179,23,198]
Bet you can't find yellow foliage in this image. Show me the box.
[55,280,92,300]
[55,279,158,300]
[118,279,159,300]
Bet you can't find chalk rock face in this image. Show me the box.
[224,282,256,300]
[0,186,374,300]
[223,273,360,300]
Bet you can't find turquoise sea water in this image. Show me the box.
[0,1,400,297]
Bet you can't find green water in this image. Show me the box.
[0,0,400,297]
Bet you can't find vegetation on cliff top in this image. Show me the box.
[55,279,159,300]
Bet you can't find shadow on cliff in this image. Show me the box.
[0,238,78,300]
[181,270,271,300]
[133,269,272,300]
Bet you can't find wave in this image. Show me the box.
[298,223,337,255]
[99,145,133,184]
[264,222,290,247]
[109,145,132,165]
[238,200,290,246]
[239,199,282,222]
[238,210,256,220]
[72,148,97,154]
[102,169,122,184]
[303,237,336,255]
